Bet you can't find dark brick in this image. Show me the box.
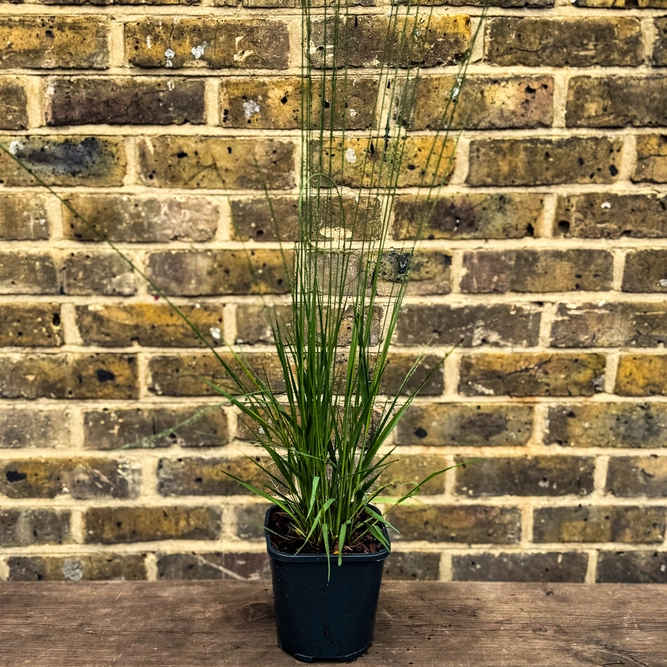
[0,77,27,129]
[654,18,667,67]
[380,354,445,396]
[461,249,613,293]
[467,137,623,187]
[0,509,71,546]
[0,408,71,448]
[62,252,136,296]
[578,0,666,6]
[455,456,595,497]
[555,193,667,239]
[567,77,667,128]
[0,252,58,295]
[395,403,533,447]
[235,503,271,540]
[126,19,289,69]
[634,135,667,183]
[383,552,440,580]
[84,405,229,450]
[395,304,540,347]
[378,249,452,296]
[547,403,667,449]
[157,552,270,580]
[0,353,138,400]
[234,304,291,345]
[607,456,667,498]
[43,0,199,4]
[390,505,521,544]
[0,458,140,499]
[616,355,667,396]
[0,304,62,346]
[76,303,225,347]
[310,15,469,68]
[533,506,665,543]
[63,194,219,243]
[157,457,268,496]
[0,135,126,186]
[597,551,667,583]
[402,0,550,6]
[408,76,553,130]
[138,137,294,190]
[393,193,542,241]
[623,250,667,292]
[0,17,109,69]
[453,552,588,582]
[486,18,642,67]
[6,555,146,581]
[46,77,205,126]
[146,250,291,296]
[0,195,50,240]
[381,455,450,496]
[85,506,222,544]
[460,353,606,397]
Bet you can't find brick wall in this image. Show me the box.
[1,0,667,585]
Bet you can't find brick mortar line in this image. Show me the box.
[123,136,139,188]
[109,19,125,69]
[204,77,221,128]
[538,192,557,238]
[438,551,452,581]
[604,352,620,395]
[584,549,598,583]
[144,552,158,580]
[592,455,610,496]
[70,509,85,544]
[551,69,569,129]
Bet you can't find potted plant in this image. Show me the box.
[2,0,484,660]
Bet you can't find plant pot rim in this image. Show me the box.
[264,505,390,563]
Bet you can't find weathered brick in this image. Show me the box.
[85,506,222,544]
[0,408,71,448]
[126,19,289,69]
[157,457,268,496]
[84,405,228,450]
[46,77,205,126]
[76,304,224,347]
[577,0,667,6]
[0,304,62,346]
[486,18,642,67]
[533,506,665,543]
[221,77,377,130]
[62,252,136,296]
[461,250,613,293]
[314,136,455,188]
[396,403,533,447]
[377,249,452,296]
[634,135,667,183]
[0,136,126,187]
[654,18,667,67]
[236,503,271,540]
[546,403,667,449]
[394,304,541,347]
[393,193,543,241]
[310,15,470,68]
[0,509,71,547]
[380,455,450,496]
[147,250,291,296]
[556,193,667,239]
[607,457,667,497]
[231,196,381,242]
[597,551,667,584]
[157,552,271,580]
[460,353,605,397]
[138,137,294,190]
[0,17,109,69]
[63,194,219,243]
[408,76,553,130]
[567,77,667,128]
[616,355,667,396]
[390,505,521,544]
[453,552,588,582]
[380,354,445,396]
[42,0,199,4]
[7,555,146,582]
[0,252,58,295]
[622,250,667,292]
[455,456,594,497]
[0,353,138,400]
[0,77,27,130]
[467,137,623,186]
[383,552,440,580]
[402,0,551,5]
[233,304,291,345]
[0,195,50,240]
[149,353,284,396]
[0,458,140,499]
[551,303,667,348]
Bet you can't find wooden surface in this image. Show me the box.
[1,581,666,666]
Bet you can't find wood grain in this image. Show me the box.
[0,581,665,666]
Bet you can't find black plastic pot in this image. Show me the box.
[264,505,390,663]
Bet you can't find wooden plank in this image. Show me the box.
[0,581,665,666]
